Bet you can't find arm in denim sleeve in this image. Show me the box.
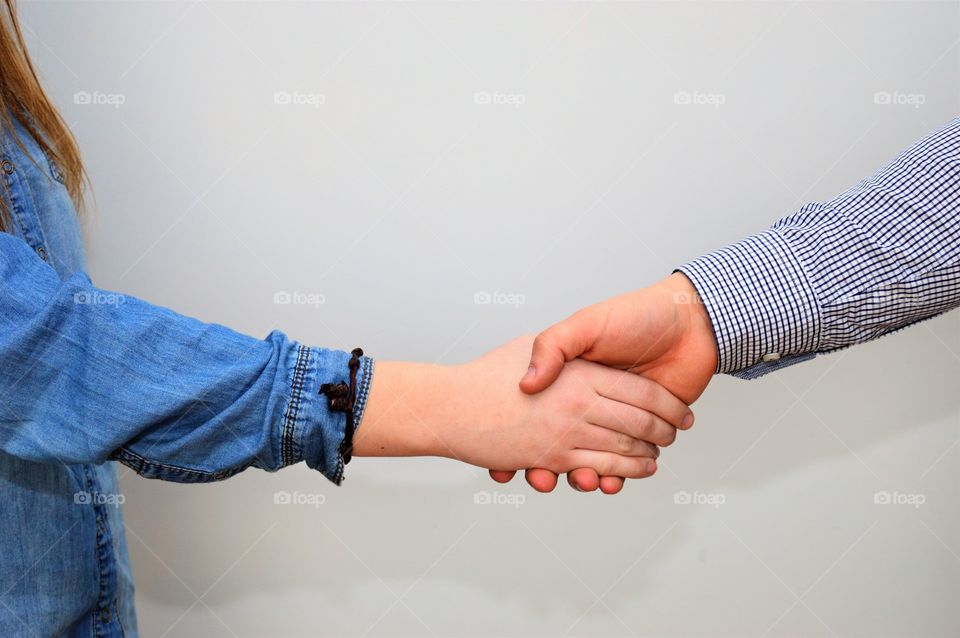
[0,231,373,484]
[678,117,960,378]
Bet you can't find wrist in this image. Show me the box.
[661,272,720,379]
[351,361,469,459]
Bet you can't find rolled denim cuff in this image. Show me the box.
[282,345,374,484]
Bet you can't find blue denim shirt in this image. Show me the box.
[0,116,373,637]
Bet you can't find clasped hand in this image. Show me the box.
[490,272,718,494]
[355,273,715,493]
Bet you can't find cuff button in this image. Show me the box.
[761,353,781,363]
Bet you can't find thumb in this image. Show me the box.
[519,313,592,395]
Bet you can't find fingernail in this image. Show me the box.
[645,460,657,475]
[573,484,585,492]
[521,365,536,381]
[681,413,694,429]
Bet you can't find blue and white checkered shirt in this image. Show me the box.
[678,117,960,379]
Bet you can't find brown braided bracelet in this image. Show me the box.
[319,347,363,464]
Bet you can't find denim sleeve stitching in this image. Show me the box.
[281,345,310,467]
[353,357,374,432]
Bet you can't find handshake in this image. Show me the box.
[353,273,719,493]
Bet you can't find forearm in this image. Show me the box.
[352,361,470,459]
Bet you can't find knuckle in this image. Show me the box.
[532,333,549,351]
[534,332,561,359]
[635,412,654,437]
[598,458,616,476]
[616,433,635,454]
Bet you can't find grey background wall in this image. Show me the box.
[20,1,960,636]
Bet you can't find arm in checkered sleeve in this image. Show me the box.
[678,117,960,378]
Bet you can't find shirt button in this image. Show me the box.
[761,353,781,363]
[36,246,47,261]
[1,159,12,175]
[99,606,111,623]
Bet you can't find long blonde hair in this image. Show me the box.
[0,0,86,231]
